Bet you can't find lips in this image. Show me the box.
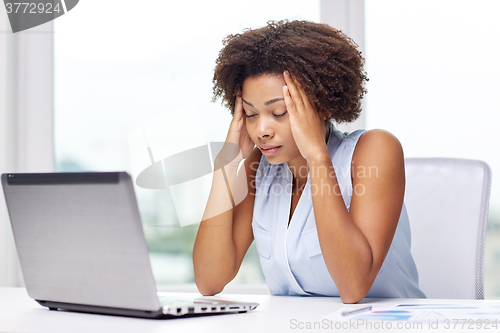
[260,145,281,150]
[259,145,282,156]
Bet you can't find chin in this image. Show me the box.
[264,155,287,165]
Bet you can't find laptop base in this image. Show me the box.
[37,300,167,319]
[36,300,252,319]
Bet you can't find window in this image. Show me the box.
[54,0,320,285]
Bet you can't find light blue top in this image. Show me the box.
[251,123,426,298]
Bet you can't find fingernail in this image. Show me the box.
[284,70,289,76]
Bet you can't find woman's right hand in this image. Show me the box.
[216,97,255,167]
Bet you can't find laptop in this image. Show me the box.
[1,172,258,318]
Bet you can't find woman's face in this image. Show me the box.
[241,73,303,165]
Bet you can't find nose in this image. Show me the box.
[254,115,275,140]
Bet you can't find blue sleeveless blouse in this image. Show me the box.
[251,124,426,298]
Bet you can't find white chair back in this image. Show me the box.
[404,158,491,299]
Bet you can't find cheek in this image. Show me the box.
[245,122,256,139]
[286,133,300,150]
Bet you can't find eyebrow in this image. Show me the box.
[242,97,284,108]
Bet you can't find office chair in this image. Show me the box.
[404,158,492,299]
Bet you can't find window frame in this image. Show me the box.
[0,16,54,287]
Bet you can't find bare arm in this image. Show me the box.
[193,145,261,295]
[309,130,405,303]
[282,71,404,303]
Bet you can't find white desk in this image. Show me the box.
[0,286,498,333]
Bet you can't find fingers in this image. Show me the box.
[283,73,299,118]
[232,96,246,127]
[283,85,295,115]
[233,96,243,119]
[296,82,314,112]
[283,71,304,112]
[283,70,317,115]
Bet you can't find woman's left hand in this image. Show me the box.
[283,70,329,162]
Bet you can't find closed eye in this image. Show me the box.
[243,112,256,118]
[274,111,287,117]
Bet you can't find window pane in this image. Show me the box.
[365,0,500,297]
[54,0,320,285]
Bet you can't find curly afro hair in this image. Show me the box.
[212,20,368,123]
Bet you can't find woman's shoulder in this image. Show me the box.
[355,129,403,153]
[351,129,405,176]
